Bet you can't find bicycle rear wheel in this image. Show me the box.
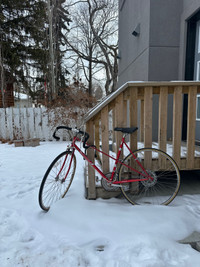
[118,148,180,205]
[39,150,76,211]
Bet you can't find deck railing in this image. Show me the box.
[84,81,200,199]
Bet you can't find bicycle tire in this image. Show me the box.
[118,148,180,205]
[39,150,76,211]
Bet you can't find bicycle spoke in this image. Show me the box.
[39,151,76,211]
[118,148,180,205]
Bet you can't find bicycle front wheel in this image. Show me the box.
[39,150,76,211]
[118,148,180,205]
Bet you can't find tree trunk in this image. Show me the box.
[88,46,93,96]
[0,44,5,108]
[47,0,56,101]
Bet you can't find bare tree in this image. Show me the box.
[88,0,118,94]
[66,3,101,95]
[66,0,118,95]
[47,0,56,99]
[46,0,71,101]
[0,43,5,107]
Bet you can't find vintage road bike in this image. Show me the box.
[38,126,181,211]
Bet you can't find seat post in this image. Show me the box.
[123,133,128,139]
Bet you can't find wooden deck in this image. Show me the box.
[84,81,200,199]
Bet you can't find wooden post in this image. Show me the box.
[144,87,152,148]
[144,87,153,169]
[158,87,168,168]
[0,108,6,139]
[172,86,182,167]
[140,99,144,142]
[129,87,139,193]
[86,120,96,199]
[101,106,109,173]
[129,87,138,152]
[94,115,102,165]
[115,93,124,158]
[123,99,128,126]
[6,107,14,140]
[158,87,168,152]
[112,107,116,144]
[187,86,197,169]
[94,115,100,150]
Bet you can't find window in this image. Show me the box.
[197,95,200,120]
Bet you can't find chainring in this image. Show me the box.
[101,173,120,192]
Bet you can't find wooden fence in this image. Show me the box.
[0,107,53,141]
[84,81,200,199]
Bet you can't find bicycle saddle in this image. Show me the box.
[114,127,138,134]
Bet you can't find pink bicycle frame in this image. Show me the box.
[67,135,152,184]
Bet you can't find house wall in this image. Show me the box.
[118,0,182,85]
[118,0,150,86]
[148,0,181,141]
[118,0,200,142]
[149,0,182,81]
[118,0,182,140]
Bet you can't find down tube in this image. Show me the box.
[73,144,108,180]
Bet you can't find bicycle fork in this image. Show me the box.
[58,149,75,183]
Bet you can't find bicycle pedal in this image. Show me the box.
[96,176,100,182]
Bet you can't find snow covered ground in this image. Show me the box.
[1,141,200,266]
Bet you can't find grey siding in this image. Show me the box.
[118,0,150,86]
[149,47,180,81]
[149,0,182,47]
[149,0,181,81]
[118,0,200,141]
[118,49,149,85]
[118,0,182,85]
[119,0,200,82]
